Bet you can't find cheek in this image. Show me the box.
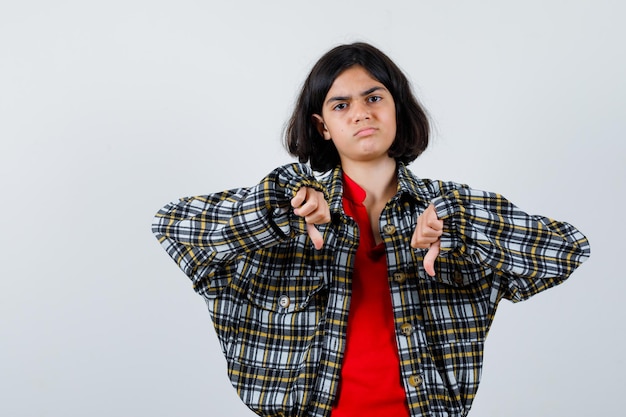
[325,119,346,137]
[385,111,398,134]
[323,122,337,139]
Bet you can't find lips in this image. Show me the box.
[354,127,377,137]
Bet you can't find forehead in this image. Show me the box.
[326,66,385,94]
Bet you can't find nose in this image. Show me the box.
[351,101,370,123]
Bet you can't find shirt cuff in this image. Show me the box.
[431,194,462,256]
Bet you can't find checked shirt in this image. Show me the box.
[152,162,590,417]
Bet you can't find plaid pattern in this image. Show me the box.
[152,163,590,417]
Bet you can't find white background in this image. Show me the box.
[1,1,624,416]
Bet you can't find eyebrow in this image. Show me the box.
[325,86,387,106]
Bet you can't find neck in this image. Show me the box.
[341,157,398,204]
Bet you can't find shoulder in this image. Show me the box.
[397,163,469,201]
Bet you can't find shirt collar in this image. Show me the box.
[324,162,433,216]
[395,162,434,205]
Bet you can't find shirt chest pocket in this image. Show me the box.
[247,273,326,313]
[228,272,327,370]
[412,249,491,288]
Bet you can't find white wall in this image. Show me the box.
[1,1,623,416]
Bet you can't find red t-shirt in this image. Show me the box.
[330,174,410,417]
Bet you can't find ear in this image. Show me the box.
[312,114,332,140]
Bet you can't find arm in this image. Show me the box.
[414,185,590,301]
[151,163,327,284]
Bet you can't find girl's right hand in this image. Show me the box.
[291,187,331,250]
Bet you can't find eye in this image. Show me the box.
[368,95,382,103]
[333,103,348,111]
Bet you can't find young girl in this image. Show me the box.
[152,42,590,417]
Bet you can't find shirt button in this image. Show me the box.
[400,323,413,336]
[382,224,397,235]
[393,272,407,284]
[408,374,424,387]
[453,270,464,285]
[278,295,291,308]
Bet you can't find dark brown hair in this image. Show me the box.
[284,42,429,172]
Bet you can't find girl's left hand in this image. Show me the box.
[411,204,443,276]
[291,186,331,250]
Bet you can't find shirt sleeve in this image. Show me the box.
[151,163,325,285]
[431,186,591,301]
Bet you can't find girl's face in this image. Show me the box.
[313,66,397,168]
